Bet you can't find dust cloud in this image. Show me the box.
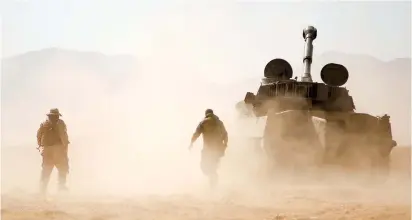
[0,42,273,198]
[1,24,411,220]
[1,51,411,219]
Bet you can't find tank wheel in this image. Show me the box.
[368,157,390,184]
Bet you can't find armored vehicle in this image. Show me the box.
[236,26,397,181]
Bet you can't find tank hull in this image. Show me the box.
[249,109,396,182]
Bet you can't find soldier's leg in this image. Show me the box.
[55,148,69,190]
[200,151,215,176]
[200,150,221,188]
[40,148,54,193]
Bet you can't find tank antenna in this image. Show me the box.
[301,26,317,82]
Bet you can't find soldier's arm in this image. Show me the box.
[220,120,228,146]
[191,121,204,144]
[36,123,44,146]
[63,120,70,144]
[59,120,70,145]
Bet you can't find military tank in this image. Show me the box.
[236,26,397,181]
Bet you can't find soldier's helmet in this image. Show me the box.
[205,109,214,116]
[46,108,62,117]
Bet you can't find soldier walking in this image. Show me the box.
[189,109,228,188]
[37,108,70,193]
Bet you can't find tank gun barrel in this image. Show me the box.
[301,26,317,82]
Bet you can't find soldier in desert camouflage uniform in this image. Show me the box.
[37,108,70,193]
[189,109,228,188]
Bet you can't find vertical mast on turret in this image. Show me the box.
[301,26,317,82]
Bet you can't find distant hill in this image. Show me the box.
[1,48,139,103]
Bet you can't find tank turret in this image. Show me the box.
[243,26,354,117]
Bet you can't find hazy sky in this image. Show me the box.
[1,0,410,61]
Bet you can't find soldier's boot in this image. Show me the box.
[209,173,218,189]
[39,180,49,195]
[58,172,69,191]
[39,167,53,194]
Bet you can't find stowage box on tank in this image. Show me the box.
[236,26,397,181]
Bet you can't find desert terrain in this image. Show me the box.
[1,145,410,220]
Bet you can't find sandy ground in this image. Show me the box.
[1,147,410,220]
